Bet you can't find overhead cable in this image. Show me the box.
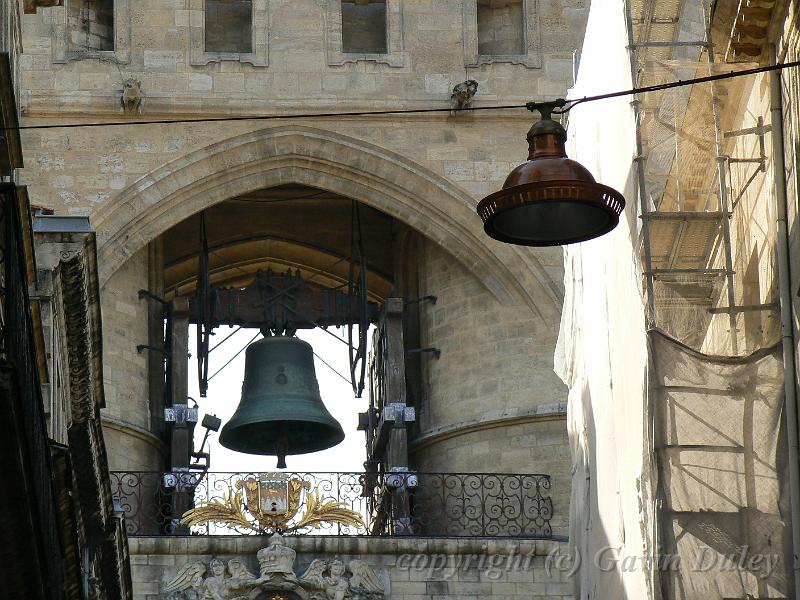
[6,59,800,131]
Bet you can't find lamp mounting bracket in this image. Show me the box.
[525,98,568,120]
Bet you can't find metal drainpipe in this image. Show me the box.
[769,44,800,595]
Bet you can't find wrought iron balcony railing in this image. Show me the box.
[110,471,553,538]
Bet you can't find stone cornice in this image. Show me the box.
[19,96,538,122]
[101,415,167,454]
[53,242,119,567]
[128,534,569,557]
[410,402,568,453]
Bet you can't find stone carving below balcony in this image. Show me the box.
[163,534,386,599]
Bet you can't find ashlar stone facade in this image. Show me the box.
[18,0,589,588]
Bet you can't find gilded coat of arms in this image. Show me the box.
[180,473,365,535]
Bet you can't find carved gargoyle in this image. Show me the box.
[450,79,479,113]
[120,78,144,115]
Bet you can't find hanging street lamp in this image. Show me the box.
[477,101,625,246]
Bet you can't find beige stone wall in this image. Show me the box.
[100,247,149,426]
[17,0,586,525]
[129,536,575,600]
[99,247,159,470]
[413,420,570,534]
[19,0,586,115]
[417,238,565,427]
[104,426,164,471]
[477,0,525,55]
[412,238,570,533]
[2,0,23,105]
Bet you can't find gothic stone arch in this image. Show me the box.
[91,126,561,319]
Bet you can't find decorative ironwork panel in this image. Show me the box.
[110,471,552,538]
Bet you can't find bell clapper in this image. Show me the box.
[276,432,289,469]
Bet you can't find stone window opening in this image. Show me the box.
[462,0,540,68]
[191,0,267,66]
[477,0,525,56]
[204,0,253,54]
[340,0,388,55]
[66,0,114,53]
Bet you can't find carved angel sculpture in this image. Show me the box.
[226,559,256,581]
[299,559,327,589]
[203,559,229,600]
[348,560,384,598]
[323,560,349,600]
[163,562,206,599]
[224,559,258,600]
[164,559,259,600]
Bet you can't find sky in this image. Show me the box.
[187,326,371,474]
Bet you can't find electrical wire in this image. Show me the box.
[7,59,800,131]
[206,330,260,383]
[208,325,242,353]
[317,325,351,348]
[554,58,800,114]
[312,350,354,387]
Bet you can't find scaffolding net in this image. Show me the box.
[558,0,793,598]
[632,0,790,598]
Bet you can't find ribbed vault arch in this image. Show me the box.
[91,126,561,318]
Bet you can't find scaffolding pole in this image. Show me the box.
[631,0,741,353]
[703,0,739,355]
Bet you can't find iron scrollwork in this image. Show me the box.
[110,471,553,538]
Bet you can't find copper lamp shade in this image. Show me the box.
[477,116,625,246]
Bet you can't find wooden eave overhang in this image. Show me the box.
[55,246,131,598]
[0,53,23,175]
[57,253,113,539]
[51,444,85,600]
[14,185,50,384]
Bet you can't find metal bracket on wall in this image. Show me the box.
[136,344,166,355]
[405,347,441,359]
[137,289,169,306]
[164,405,199,426]
[404,295,437,306]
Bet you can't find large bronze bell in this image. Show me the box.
[219,336,345,468]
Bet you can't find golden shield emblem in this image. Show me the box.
[258,475,290,516]
[239,473,311,530]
